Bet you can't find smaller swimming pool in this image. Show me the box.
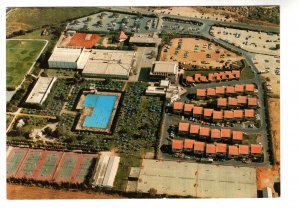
[83,94,117,129]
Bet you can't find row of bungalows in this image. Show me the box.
[178,122,244,143]
[217,96,258,109]
[171,139,264,160]
[196,84,256,99]
[185,70,241,84]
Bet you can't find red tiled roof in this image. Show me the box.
[178,122,189,132]
[228,97,238,106]
[190,124,200,134]
[235,84,244,93]
[217,98,227,107]
[206,144,216,154]
[184,139,195,149]
[232,70,241,79]
[194,141,205,151]
[228,145,239,156]
[173,102,184,110]
[225,71,232,76]
[223,110,233,119]
[193,106,203,115]
[200,76,208,82]
[237,96,247,105]
[216,86,225,94]
[194,74,202,82]
[184,104,194,112]
[67,33,100,48]
[248,97,258,106]
[203,108,213,117]
[216,143,227,153]
[245,109,255,118]
[213,110,223,120]
[197,89,206,97]
[233,110,244,119]
[245,84,255,92]
[226,86,235,94]
[208,73,215,81]
[215,74,221,81]
[221,128,231,138]
[207,88,216,96]
[228,73,235,80]
[251,144,263,154]
[118,30,128,40]
[186,76,194,83]
[172,139,183,150]
[233,131,243,141]
[199,127,210,136]
[220,72,227,80]
[211,129,221,139]
[239,145,249,155]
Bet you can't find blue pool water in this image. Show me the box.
[83,94,117,129]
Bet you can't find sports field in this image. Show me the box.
[6,39,46,89]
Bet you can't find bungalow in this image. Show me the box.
[196,89,206,99]
[211,129,221,141]
[186,76,194,84]
[199,126,210,139]
[207,88,216,97]
[203,108,213,120]
[217,97,227,108]
[248,97,258,108]
[173,101,184,114]
[220,72,227,81]
[184,138,195,153]
[232,131,243,143]
[172,139,183,153]
[215,73,221,82]
[239,145,249,158]
[216,143,227,158]
[228,97,238,108]
[205,144,217,158]
[194,74,202,82]
[244,109,255,120]
[200,75,208,83]
[184,104,194,116]
[221,128,231,140]
[178,122,190,135]
[213,110,223,122]
[237,96,247,106]
[228,72,235,80]
[223,110,234,122]
[250,144,264,161]
[193,106,203,118]
[228,145,239,159]
[190,124,200,136]
[235,84,244,94]
[245,84,255,94]
[193,141,205,156]
[208,73,215,82]
[232,70,241,79]
[216,86,225,97]
[226,86,235,95]
[233,110,244,121]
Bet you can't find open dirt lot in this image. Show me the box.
[159,38,243,70]
[210,26,280,56]
[7,184,125,199]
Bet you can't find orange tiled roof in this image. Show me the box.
[248,97,258,106]
[232,70,241,79]
[194,74,202,82]
[193,106,203,115]
[217,97,227,107]
[228,73,235,80]
[197,89,206,97]
[228,97,238,106]
[213,110,223,120]
[239,145,249,155]
[184,104,194,112]
[190,124,200,134]
[245,84,255,92]
[199,126,210,136]
[216,143,227,153]
[186,76,194,83]
[200,76,208,82]
[203,108,213,117]
[216,86,225,94]
[184,139,195,149]
[233,131,243,141]
[226,86,235,94]
[208,73,215,81]
[228,145,239,156]
[211,129,221,139]
[173,102,184,110]
[215,74,221,81]
[233,110,244,119]
[178,122,189,132]
[235,84,244,93]
[207,88,216,96]
[223,110,233,119]
[172,139,183,150]
[221,128,231,138]
[237,96,247,105]
[251,144,262,154]
[245,109,255,118]
[206,144,216,154]
[118,30,128,40]
[194,141,205,151]
[220,72,227,80]
[225,71,232,76]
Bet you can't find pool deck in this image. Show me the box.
[75,91,121,133]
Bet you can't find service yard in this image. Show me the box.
[210,26,280,55]
[159,38,243,70]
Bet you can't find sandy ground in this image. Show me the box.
[253,54,280,96]
[210,26,280,56]
[102,37,118,47]
[256,98,280,197]
[159,38,243,70]
[7,184,125,199]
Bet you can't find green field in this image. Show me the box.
[6,39,46,89]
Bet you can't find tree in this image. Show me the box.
[148,188,157,197]
[54,126,66,138]
[43,127,53,136]
[104,78,112,85]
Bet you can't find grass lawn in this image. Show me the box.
[6,39,46,89]
[240,63,255,80]
[243,134,258,145]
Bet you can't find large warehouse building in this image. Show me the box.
[25,76,57,105]
[150,61,179,83]
[48,47,82,69]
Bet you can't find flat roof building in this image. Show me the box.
[150,61,179,82]
[172,139,183,152]
[102,156,120,188]
[48,47,82,69]
[129,33,162,47]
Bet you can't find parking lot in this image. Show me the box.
[161,18,202,35]
[67,11,158,33]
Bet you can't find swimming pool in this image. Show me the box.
[83,94,117,129]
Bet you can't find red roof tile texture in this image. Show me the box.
[194,141,205,151]
[233,131,243,141]
[251,144,263,154]
[184,139,195,149]
[67,33,100,48]
[216,143,227,153]
[239,145,249,155]
[172,139,183,150]
[179,122,189,132]
[228,145,239,156]
[199,127,210,137]
[184,104,194,112]
[211,129,221,139]
[173,102,184,110]
[193,106,203,115]
[206,144,216,154]
[221,129,231,138]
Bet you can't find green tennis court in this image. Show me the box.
[22,153,41,176]
[58,156,76,179]
[39,155,57,177]
[7,151,25,174]
[76,158,94,182]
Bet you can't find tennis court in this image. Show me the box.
[58,156,77,180]
[38,154,58,179]
[7,150,27,176]
[17,152,41,178]
[75,157,95,183]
